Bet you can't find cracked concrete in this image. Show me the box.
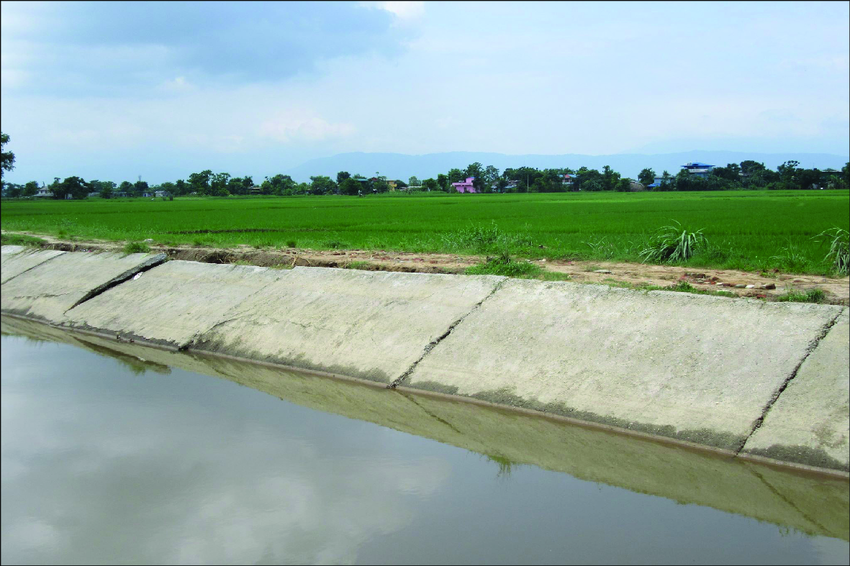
[63,260,288,349]
[742,309,850,470]
[389,278,507,389]
[2,246,848,472]
[1,246,66,284]
[190,266,505,383]
[404,279,845,453]
[1,249,166,322]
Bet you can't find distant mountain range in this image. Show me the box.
[285,151,849,182]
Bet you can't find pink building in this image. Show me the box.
[452,176,477,193]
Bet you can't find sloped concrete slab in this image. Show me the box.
[64,260,289,348]
[406,279,843,451]
[742,309,849,471]
[193,267,504,383]
[0,251,165,323]
[1,245,66,284]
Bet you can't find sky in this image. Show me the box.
[1,1,848,184]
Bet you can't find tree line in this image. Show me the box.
[1,132,848,199]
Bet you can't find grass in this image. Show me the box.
[640,221,708,263]
[122,241,151,254]
[345,260,372,270]
[775,288,827,304]
[602,278,737,298]
[2,190,848,275]
[0,233,47,247]
[815,227,849,276]
[465,252,572,281]
[465,253,541,277]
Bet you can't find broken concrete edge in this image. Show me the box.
[65,252,168,312]
[2,310,847,481]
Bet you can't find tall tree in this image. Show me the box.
[602,165,620,191]
[483,165,500,192]
[119,181,135,197]
[777,160,800,189]
[638,168,655,186]
[408,176,420,187]
[188,170,212,194]
[337,171,351,184]
[0,132,14,183]
[210,172,231,196]
[340,177,361,196]
[464,162,486,191]
[447,168,465,183]
[309,175,337,195]
[51,176,90,200]
[23,181,39,197]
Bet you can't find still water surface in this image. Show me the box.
[1,331,848,564]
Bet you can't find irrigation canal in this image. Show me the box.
[1,323,848,564]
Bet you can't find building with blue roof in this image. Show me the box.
[681,162,715,179]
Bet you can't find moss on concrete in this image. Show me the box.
[411,381,745,451]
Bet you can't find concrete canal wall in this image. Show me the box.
[1,246,848,473]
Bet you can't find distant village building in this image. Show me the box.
[154,190,171,198]
[35,187,53,198]
[681,162,715,178]
[648,175,670,189]
[562,173,579,187]
[452,176,477,193]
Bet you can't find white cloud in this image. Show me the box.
[158,76,195,93]
[360,1,425,21]
[258,110,355,143]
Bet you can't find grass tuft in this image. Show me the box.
[1,233,47,247]
[775,288,826,304]
[815,227,849,276]
[640,221,708,264]
[123,241,151,254]
[465,252,541,277]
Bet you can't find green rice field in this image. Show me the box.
[2,190,849,275]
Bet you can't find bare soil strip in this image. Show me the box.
[4,231,848,305]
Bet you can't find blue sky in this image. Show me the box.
[1,1,848,184]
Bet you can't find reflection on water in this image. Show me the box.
[1,321,848,565]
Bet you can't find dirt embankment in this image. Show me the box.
[4,232,849,305]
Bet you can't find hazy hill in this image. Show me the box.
[285,151,849,182]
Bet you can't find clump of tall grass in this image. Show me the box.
[583,236,618,259]
[775,288,826,304]
[639,221,708,264]
[770,243,810,273]
[123,241,151,254]
[465,252,541,277]
[442,222,534,254]
[815,228,849,276]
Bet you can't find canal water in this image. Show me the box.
[1,324,848,564]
